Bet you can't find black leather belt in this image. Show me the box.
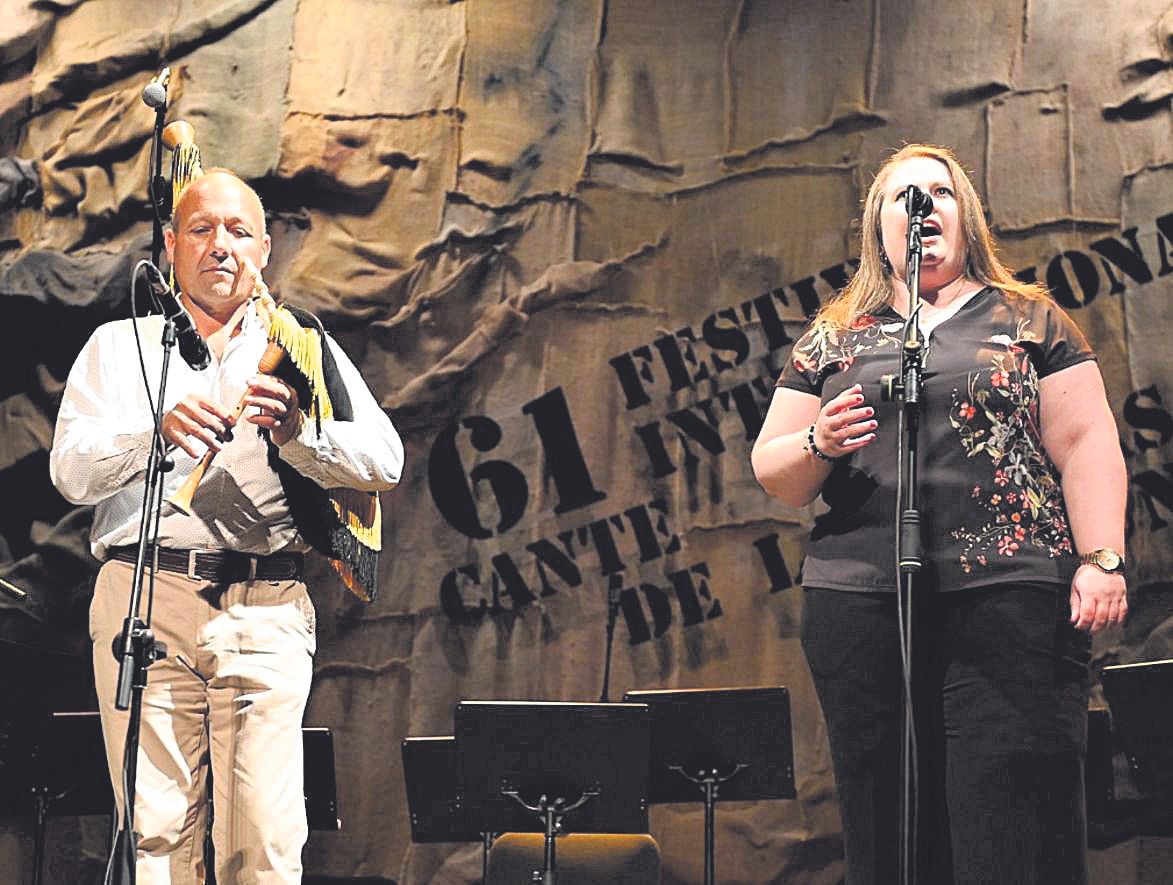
[108,546,304,583]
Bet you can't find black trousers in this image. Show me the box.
[801,583,1091,885]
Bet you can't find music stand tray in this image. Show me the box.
[303,726,340,832]
[29,711,114,885]
[402,736,482,844]
[30,711,113,817]
[623,686,795,803]
[454,700,652,836]
[623,686,796,885]
[1101,659,1173,801]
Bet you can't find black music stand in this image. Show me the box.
[623,687,796,885]
[1101,659,1173,799]
[402,736,490,880]
[29,713,340,884]
[1090,659,1173,847]
[303,727,341,832]
[29,711,113,885]
[455,700,651,884]
[1100,659,1173,819]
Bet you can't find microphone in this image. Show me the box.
[901,185,935,353]
[905,185,933,222]
[139,261,211,371]
[141,66,170,110]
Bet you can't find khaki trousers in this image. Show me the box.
[90,560,315,885]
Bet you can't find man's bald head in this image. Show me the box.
[163,169,272,326]
[171,168,267,237]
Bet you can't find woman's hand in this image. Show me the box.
[753,384,876,508]
[812,383,878,458]
[1070,566,1127,633]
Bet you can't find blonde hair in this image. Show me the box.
[815,144,1047,330]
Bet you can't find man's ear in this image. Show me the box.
[164,228,175,264]
[260,233,272,270]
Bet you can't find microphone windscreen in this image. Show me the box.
[178,332,212,372]
[142,82,167,110]
[907,186,933,218]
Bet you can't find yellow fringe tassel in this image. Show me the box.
[266,307,334,424]
[171,142,202,211]
[330,488,383,551]
[168,142,202,290]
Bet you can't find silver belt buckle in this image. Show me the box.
[187,550,201,580]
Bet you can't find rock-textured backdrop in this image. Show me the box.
[1,1,1171,883]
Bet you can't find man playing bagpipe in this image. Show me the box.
[50,168,404,883]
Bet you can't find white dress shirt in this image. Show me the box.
[50,303,403,559]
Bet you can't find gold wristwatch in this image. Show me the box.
[1079,548,1126,576]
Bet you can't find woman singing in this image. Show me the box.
[751,144,1127,884]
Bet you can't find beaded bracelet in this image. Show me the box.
[805,424,839,463]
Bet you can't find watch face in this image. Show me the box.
[1095,549,1122,570]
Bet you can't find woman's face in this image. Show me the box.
[878,156,969,291]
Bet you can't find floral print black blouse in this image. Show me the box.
[777,287,1095,594]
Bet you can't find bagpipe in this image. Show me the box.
[155,112,382,602]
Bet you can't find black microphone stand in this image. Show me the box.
[599,574,623,702]
[145,68,170,268]
[105,281,177,884]
[880,186,930,885]
[104,70,173,885]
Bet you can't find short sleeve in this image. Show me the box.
[776,323,824,396]
[1033,298,1096,378]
